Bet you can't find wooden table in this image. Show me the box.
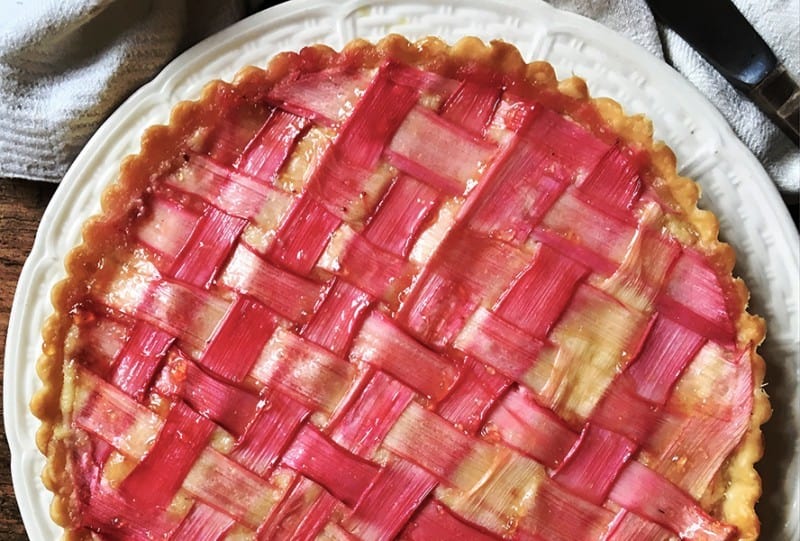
[0,174,796,539]
[1,178,57,540]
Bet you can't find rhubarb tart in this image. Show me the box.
[32,35,769,540]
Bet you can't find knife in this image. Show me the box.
[645,0,800,146]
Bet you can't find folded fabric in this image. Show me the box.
[0,0,249,182]
[0,0,797,194]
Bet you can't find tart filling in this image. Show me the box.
[33,36,768,540]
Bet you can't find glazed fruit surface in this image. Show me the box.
[33,36,767,541]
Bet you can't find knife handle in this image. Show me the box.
[751,64,800,145]
[645,0,777,91]
[647,0,799,145]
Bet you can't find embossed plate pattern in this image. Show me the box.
[5,0,798,539]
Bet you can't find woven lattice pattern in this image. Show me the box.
[64,58,752,540]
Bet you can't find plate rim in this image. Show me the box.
[5,0,798,539]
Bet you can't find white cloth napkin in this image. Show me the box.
[550,0,799,194]
[1,0,798,194]
[0,0,248,182]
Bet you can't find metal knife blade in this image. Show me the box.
[646,0,799,145]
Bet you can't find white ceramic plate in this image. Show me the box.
[6,0,798,539]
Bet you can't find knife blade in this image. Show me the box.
[646,0,799,146]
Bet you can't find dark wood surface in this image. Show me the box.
[1,178,58,541]
[0,175,795,540]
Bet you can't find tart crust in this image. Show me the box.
[31,35,769,540]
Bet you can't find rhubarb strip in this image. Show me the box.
[385,62,459,102]
[257,476,325,540]
[203,113,266,166]
[79,479,182,540]
[337,229,415,302]
[183,447,282,529]
[523,284,651,424]
[364,175,439,257]
[154,353,260,437]
[236,108,308,181]
[169,205,247,288]
[603,510,675,541]
[551,423,636,505]
[462,134,565,243]
[168,154,286,220]
[281,425,381,507]
[136,279,231,355]
[349,310,458,402]
[609,461,735,540]
[590,316,705,442]
[594,210,681,312]
[200,295,278,382]
[642,344,753,497]
[454,306,545,379]
[335,64,420,169]
[485,386,577,469]
[624,316,706,404]
[494,243,588,338]
[269,193,341,275]
[171,502,236,541]
[576,147,641,213]
[534,188,636,276]
[515,476,615,541]
[331,370,414,455]
[400,233,530,348]
[435,451,549,538]
[136,195,200,265]
[386,106,494,195]
[306,64,419,215]
[110,322,174,400]
[220,243,325,323]
[436,356,510,434]
[382,402,475,483]
[120,400,214,510]
[589,375,662,444]
[232,391,309,476]
[523,106,609,177]
[403,501,500,541]
[251,327,356,416]
[441,80,501,136]
[302,278,372,356]
[657,250,736,345]
[268,67,372,125]
[291,492,341,541]
[73,367,163,460]
[346,459,437,540]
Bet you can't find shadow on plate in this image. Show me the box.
[754,334,798,539]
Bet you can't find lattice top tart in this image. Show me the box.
[33,36,769,540]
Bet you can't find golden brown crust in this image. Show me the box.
[32,34,768,539]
